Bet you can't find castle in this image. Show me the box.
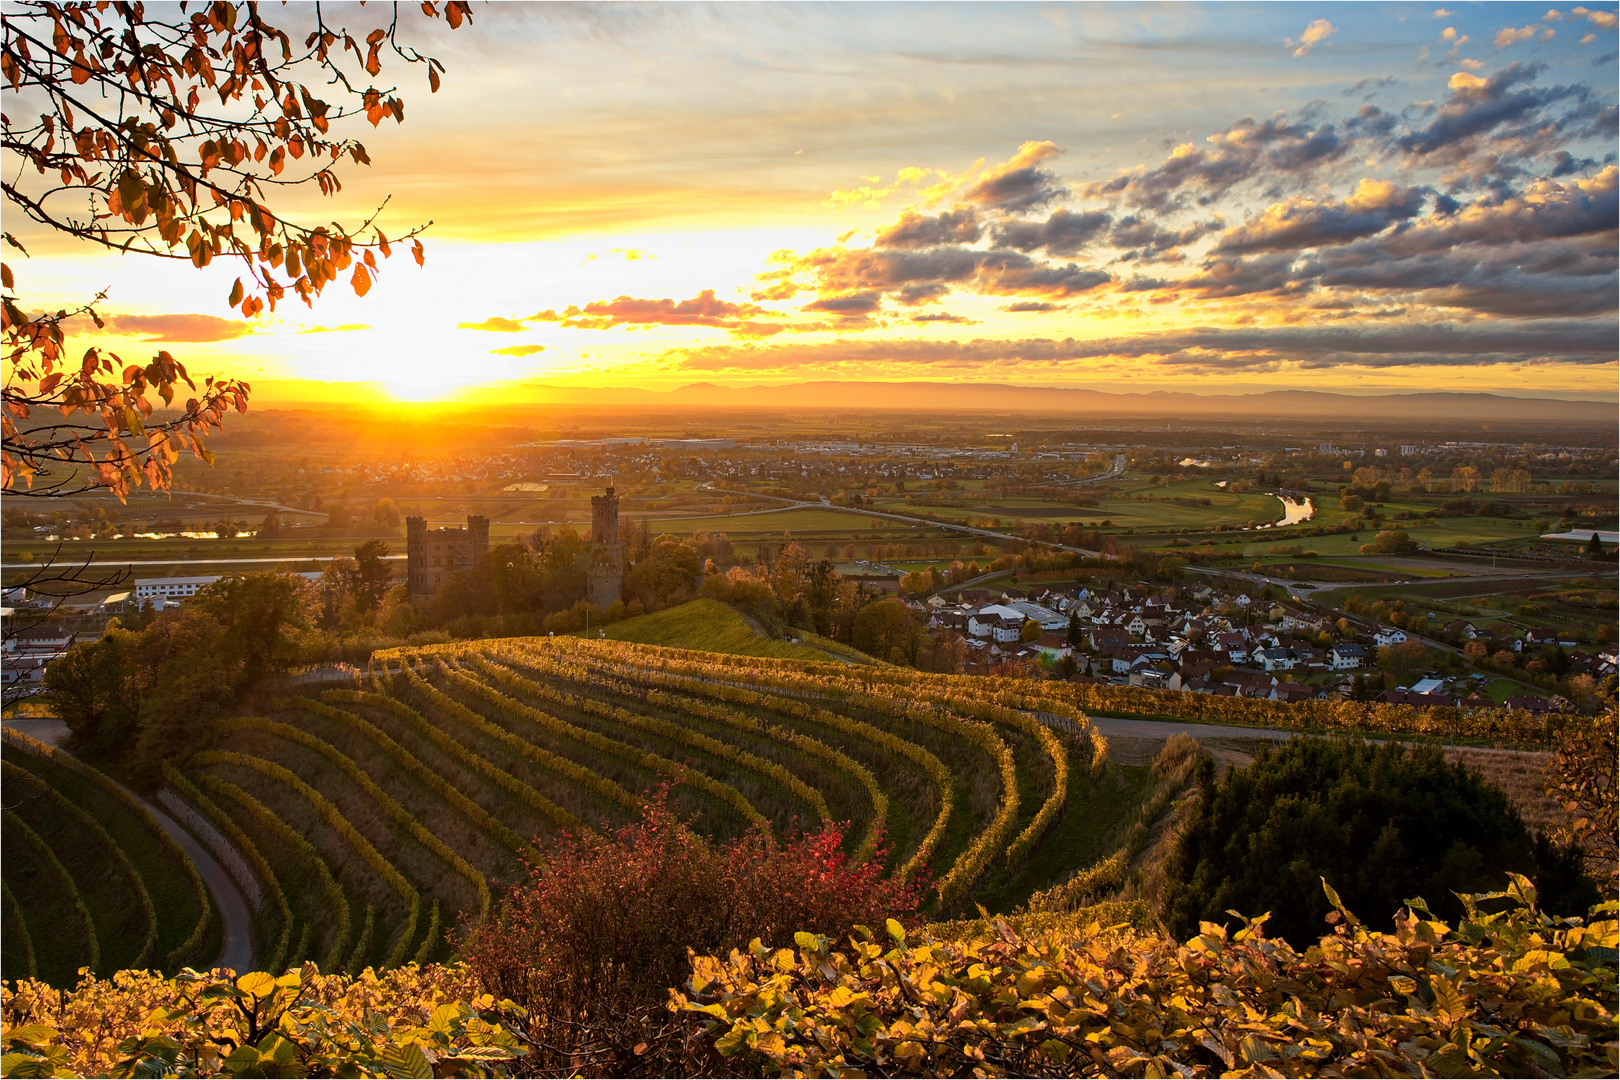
[406,515,489,596]
[585,486,625,608]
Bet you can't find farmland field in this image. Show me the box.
[135,637,1137,976]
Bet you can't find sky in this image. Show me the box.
[9,1,1619,403]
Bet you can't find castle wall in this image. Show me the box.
[406,515,490,596]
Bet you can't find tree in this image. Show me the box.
[3,1,469,498]
[1162,740,1592,946]
[852,598,915,664]
[1586,532,1605,556]
[348,539,393,612]
[1545,713,1618,881]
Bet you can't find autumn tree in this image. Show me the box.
[2,1,471,499]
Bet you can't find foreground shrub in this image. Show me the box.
[459,792,920,1075]
[1162,737,1597,945]
[678,878,1618,1078]
[1,964,522,1077]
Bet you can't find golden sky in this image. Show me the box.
[8,2,1618,403]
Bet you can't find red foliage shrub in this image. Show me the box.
[459,789,920,1075]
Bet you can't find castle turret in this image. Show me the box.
[585,486,625,609]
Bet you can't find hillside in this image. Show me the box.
[2,637,1172,985]
[597,598,875,665]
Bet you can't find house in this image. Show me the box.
[1032,633,1073,661]
[1372,626,1407,648]
[1329,643,1367,670]
[1129,665,1182,691]
[1269,682,1318,703]
[1109,645,1169,674]
[1504,693,1552,713]
[5,624,74,654]
[1089,626,1130,652]
[967,604,1025,639]
[1444,619,1482,640]
[1212,631,1250,664]
[1254,647,1295,672]
[1523,628,1557,648]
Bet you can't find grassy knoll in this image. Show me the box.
[599,598,868,663]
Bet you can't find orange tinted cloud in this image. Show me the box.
[109,313,253,342]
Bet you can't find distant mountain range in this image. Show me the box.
[252,379,1615,423]
[481,381,1615,422]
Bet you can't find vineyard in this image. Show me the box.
[0,730,218,987]
[100,636,1132,979]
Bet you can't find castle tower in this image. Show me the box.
[586,486,625,609]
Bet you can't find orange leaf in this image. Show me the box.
[351,263,372,297]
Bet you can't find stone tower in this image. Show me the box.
[406,514,490,596]
[586,486,625,608]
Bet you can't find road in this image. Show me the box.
[1,716,257,974]
[1,553,405,571]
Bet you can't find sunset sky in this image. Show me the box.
[11,1,1619,403]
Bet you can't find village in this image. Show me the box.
[915,577,1616,713]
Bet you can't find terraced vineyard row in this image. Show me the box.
[0,730,217,988]
[150,635,1127,974]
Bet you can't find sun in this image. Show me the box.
[383,372,470,402]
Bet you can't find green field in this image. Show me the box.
[598,598,873,664]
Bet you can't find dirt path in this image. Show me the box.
[1,717,257,974]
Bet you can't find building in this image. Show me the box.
[584,487,626,608]
[1372,626,1407,648]
[406,515,490,596]
[134,575,221,601]
[1329,643,1367,670]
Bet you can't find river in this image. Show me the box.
[1254,494,1315,529]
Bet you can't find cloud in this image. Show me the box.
[1080,115,1350,212]
[802,291,884,316]
[1215,180,1428,254]
[1343,75,1397,96]
[960,141,1068,212]
[910,312,977,324]
[491,344,548,357]
[1288,18,1338,57]
[1572,6,1618,28]
[824,165,947,208]
[875,208,982,248]
[538,289,771,331]
[296,323,371,334]
[1396,63,1579,158]
[666,321,1616,373]
[108,313,253,342]
[1002,301,1063,312]
[458,316,529,332]
[1495,24,1542,47]
[991,208,1113,255]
